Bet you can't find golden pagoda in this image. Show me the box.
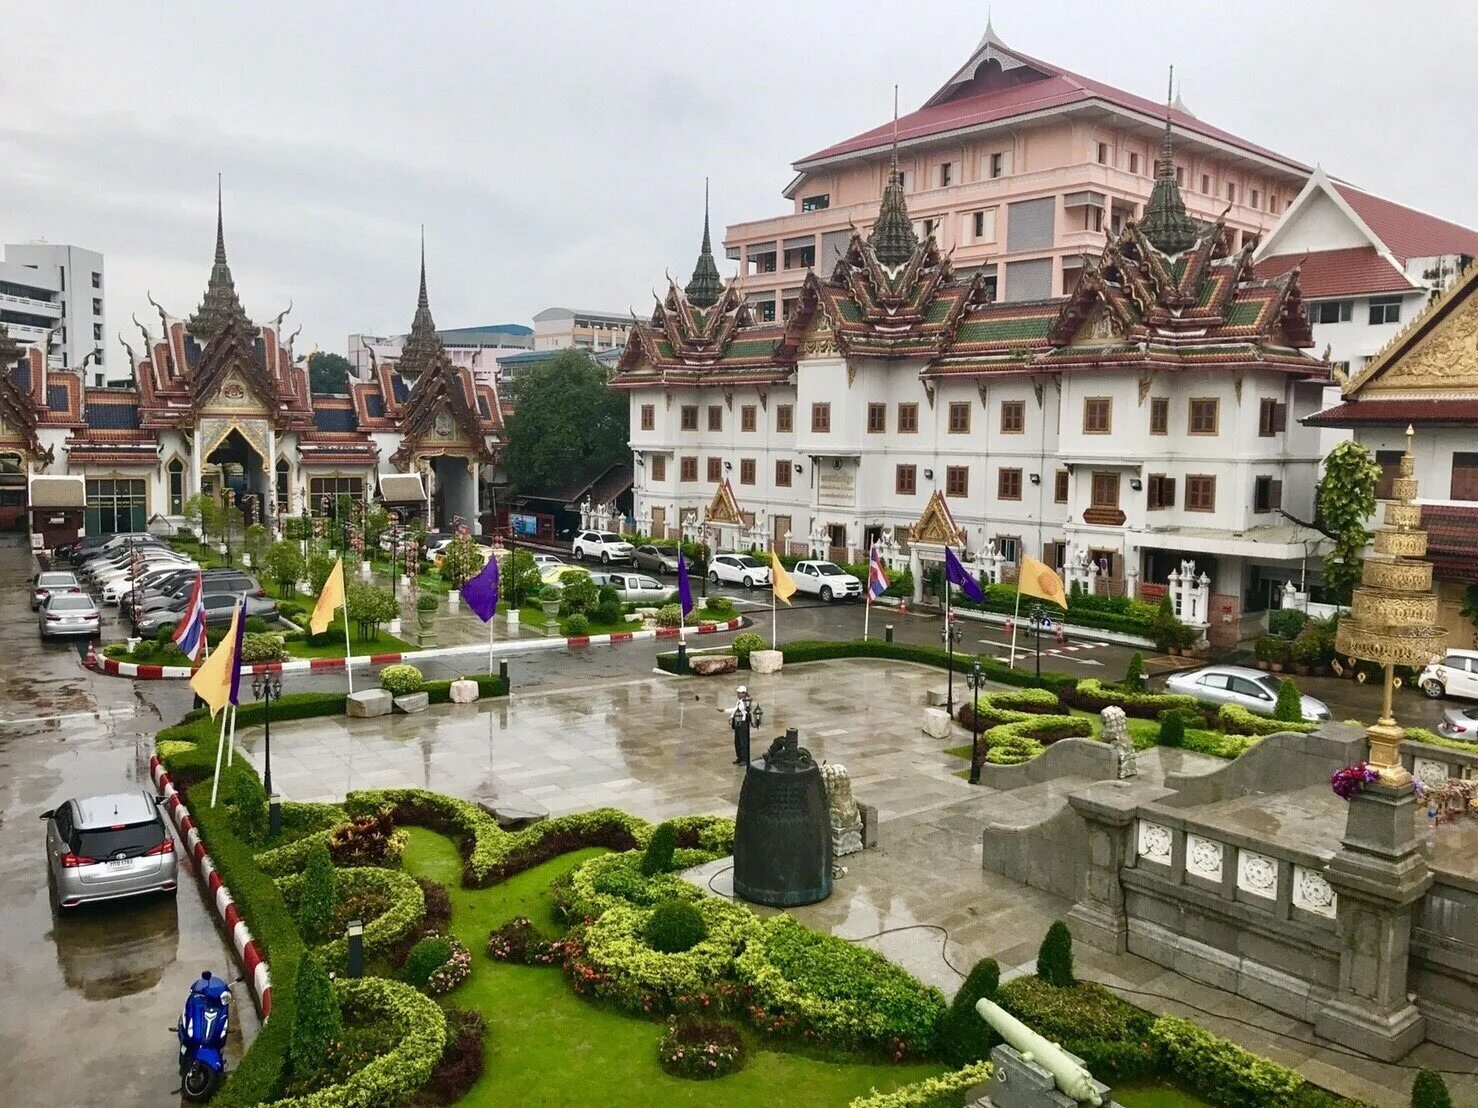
[1334,426,1448,783]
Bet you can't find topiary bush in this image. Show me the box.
[655,603,683,628]
[560,571,599,616]
[595,599,624,627]
[1124,651,1145,690]
[289,949,341,1079]
[379,664,425,697]
[1218,703,1318,737]
[564,613,590,637]
[644,899,708,953]
[997,976,1157,1083]
[1411,1068,1453,1108]
[937,957,1000,1066]
[1268,607,1309,639]
[244,615,269,634]
[640,821,678,876]
[1158,709,1186,749]
[1037,920,1075,987]
[231,774,269,843]
[403,934,454,989]
[1274,677,1304,722]
[298,842,338,945]
[240,631,289,664]
[731,631,767,661]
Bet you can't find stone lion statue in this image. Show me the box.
[820,763,863,857]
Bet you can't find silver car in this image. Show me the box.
[39,593,102,639]
[1438,705,1478,740]
[43,791,178,909]
[633,544,681,575]
[1164,664,1331,722]
[32,570,82,610]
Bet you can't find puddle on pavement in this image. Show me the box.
[48,893,181,1001]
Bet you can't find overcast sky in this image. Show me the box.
[2,1,1474,356]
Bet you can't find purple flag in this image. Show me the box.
[676,550,694,617]
[462,549,501,623]
[227,598,248,706]
[944,547,986,603]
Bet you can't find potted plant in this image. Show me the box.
[416,592,438,630]
[540,583,563,620]
[1254,635,1279,671]
[1268,637,1290,673]
[1291,632,1322,676]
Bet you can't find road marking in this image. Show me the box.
[0,706,138,726]
[991,654,1103,668]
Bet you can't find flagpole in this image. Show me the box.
[863,589,870,642]
[226,703,237,768]
[1009,588,1022,669]
[209,707,229,807]
[342,599,354,694]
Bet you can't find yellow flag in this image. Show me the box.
[189,602,241,719]
[769,551,796,606]
[310,558,346,634]
[1018,554,1068,609]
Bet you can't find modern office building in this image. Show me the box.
[1,242,108,384]
[532,307,632,352]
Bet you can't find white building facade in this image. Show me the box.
[1,242,108,384]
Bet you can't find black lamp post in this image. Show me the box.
[252,672,284,837]
[1030,601,1045,679]
[966,658,986,785]
[220,486,234,568]
[388,509,403,600]
[941,614,964,715]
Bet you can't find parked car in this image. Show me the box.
[571,530,634,564]
[531,553,565,572]
[1438,705,1478,739]
[1419,649,1478,701]
[633,544,681,575]
[709,553,770,589]
[67,533,148,566]
[421,532,457,557]
[602,571,669,603]
[39,593,102,639]
[42,791,177,909]
[1164,665,1331,722]
[131,571,263,619]
[791,560,862,601]
[134,592,277,638]
[101,560,200,605]
[32,570,82,610]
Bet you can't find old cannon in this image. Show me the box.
[975,997,1108,1106]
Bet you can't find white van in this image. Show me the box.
[1419,649,1478,701]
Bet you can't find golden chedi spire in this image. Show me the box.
[1334,426,1448,783]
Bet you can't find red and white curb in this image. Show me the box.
[150,755,273,1017]
[89,618,744,680]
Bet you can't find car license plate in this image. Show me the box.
[107,858,131,870]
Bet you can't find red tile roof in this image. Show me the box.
[1304,399,1478,427]
[1252,246,1415,299]
[1421,506,1478,584]
[1333,183,1478,263]
[799,47,1305,171]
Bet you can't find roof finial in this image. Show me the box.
[870,85,920,267]
[890,84,900,181]
[701,177,711,255]
[418,224,428,310]
[1139,64,1197,256]
[215,173,226,265]
[685,182,723,307]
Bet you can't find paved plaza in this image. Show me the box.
[240,656,1476,1108]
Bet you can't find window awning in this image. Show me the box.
[377,473,426,503]
[783,235,815,251]
[28,476,85,508]
[1064,191,1106,209]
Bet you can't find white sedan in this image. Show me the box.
[709,554,770,589]
[792,560,862,601]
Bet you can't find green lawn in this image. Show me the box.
[282,628,416,659]
[496,601,641,637]
[1115,1079,1217,1107]
[399,828,944,1106]
[169,537,228,568]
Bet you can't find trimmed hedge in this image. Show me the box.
[959,688,1090,766]
[278,865,425,974]
[848,1061,993,1108]
[779,639,1077,693]
[270,977,447,1108]
[1061,678,1199,720]
[1406,727,1478,755]
[996,976,1157,1082]
[736,914,947,1057]
[556,851,708,922]
[1150,1014,1359,1108]
[1217,703,1318,737]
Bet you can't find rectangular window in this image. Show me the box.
[1226,182,1237,203]
[91,271,102,289]
[1096,142,1109,165]
[1251,188,1260,209]
[810,402,831,433]
[740,404,756,432]
[801,194,830,212]
[680,456,697,482]
[640,404,655,431]
[1149,396,1169,435]
[1000,400,1025,434]
[946,466,969,498]
[1188,397,1220,435]
[1128,152,1140,175]
[752,297,777,321]
[774,460,792,488]
[897,402,919,433]
[989,152,1009,178]
[970,208,997,241]
[650,455,666,481]
[895,464,917,496]
[1369,297,1402,325]
[1451,453,1478,501]
[1253,475,1283,513]
[707,405,723,432]
[740,458,756,485]
[1083,396,1112,434]
[997,468,1022,501]
[948,401,971,434]
[1054,469,1069,504]
[775,404,793,433]
[92,297,102,315]
[1175,166,1186,187]
[867,402,887,433]
[1090,472,1120,508]
[1147,474,1175,510]
[1201,173,1211,194]
[1258,397,1287,436]
[1309,300,1353,325]
[1375,450,1404,499]
[680,405,698,431]
[938,162,954,187]
[706,457,722,482]
[995,536,1020,563]
[1185,475,1216,512]
[92,323,103,341]
[308,476,364,511]
[84,478,147,535]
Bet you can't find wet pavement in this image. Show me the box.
[0,537,256,1106]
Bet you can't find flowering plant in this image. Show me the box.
[425,936,471,995]
[1331,761,1380,800]
[656,1018,746,1080]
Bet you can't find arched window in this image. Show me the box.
[276,458,291,513]
[167,458,185,515]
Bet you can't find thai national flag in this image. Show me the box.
[172,572,208,662]
[867,542,889,603]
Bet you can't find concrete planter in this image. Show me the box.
[393,691,429,714]
[448,590,460,610]
[388,618,402,635]
[360,560,372,580]
[540,600,561,619]
[505,609,520,628]
[749,649,783,674]
[346,689,393,717]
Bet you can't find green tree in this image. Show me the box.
[290,950,341,1079]
[1274,678,1304,723]
[1411,1069,1453,1108]
[1037,920,1075,987]
[1124,651,1145,690]
[500,548,543,610]
[307,351,353,395]
[183,493,222,543]
[502,349,628,494]
[244,523,271,568]
[938,957,1001,1066]
[346,583,398,640]
[298,842,337,944]
[1315,441,1380,604]
[639,821,678,876]
[439,532,484,588]
[264,540,306,599]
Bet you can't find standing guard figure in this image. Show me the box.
[722,685,762,765]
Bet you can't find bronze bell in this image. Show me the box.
[733,728,833,907]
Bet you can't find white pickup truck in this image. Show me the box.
[791,560,862,601]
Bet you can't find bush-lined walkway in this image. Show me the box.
[400,827,943,1106]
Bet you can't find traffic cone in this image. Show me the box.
[1056,625,1066,644]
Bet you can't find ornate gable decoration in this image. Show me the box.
[192,325,278,416]
[705,478,744,525]
[0,328,46,458]
[1347,262,1478,397]
[907,490,966,545]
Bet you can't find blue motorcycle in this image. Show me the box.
[173,970,239,1101]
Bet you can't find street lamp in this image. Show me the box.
[940,614,964,715]
[251,672,284,838]
[1030,601,1046,679]
[965,658,987,785]
[219,485,235,569]
[388,508,404,599]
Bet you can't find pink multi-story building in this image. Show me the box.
[725,23,1310,317]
